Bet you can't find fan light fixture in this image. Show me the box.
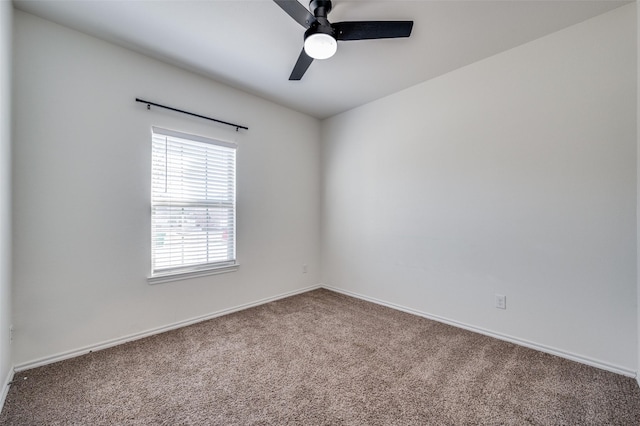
[304,33,337,60]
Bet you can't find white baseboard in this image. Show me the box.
[321,284,637,378]
[12,282,638,380]
[15,284,321,372]
[0,366,14,415]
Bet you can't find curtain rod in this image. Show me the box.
[136,98,249,131]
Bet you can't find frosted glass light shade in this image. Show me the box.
[304,33,337,60]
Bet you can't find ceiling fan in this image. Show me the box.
[274,0,414,80]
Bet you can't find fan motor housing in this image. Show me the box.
[305,21,334,40]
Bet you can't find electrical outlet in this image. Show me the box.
[495,294,506,310]
[9,325,13,344]
[303,264,308,274]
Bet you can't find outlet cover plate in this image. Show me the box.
[495,294,506,310]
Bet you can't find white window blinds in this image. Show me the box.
[151,127,236,277]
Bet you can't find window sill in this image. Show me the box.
[147,264,239,285]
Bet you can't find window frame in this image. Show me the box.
[148,126,238,284]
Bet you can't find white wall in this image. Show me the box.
[637,0,640,383]
[0,0,14,394]
[9,3,639,376]
[12,11,321,366]
[321,4,637,372]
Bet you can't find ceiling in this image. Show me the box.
[13,0,630,119]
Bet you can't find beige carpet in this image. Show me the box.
[1,289,640,425]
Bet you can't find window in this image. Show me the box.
[150,127,236,281]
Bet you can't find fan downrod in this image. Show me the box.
[309,0,332,18]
